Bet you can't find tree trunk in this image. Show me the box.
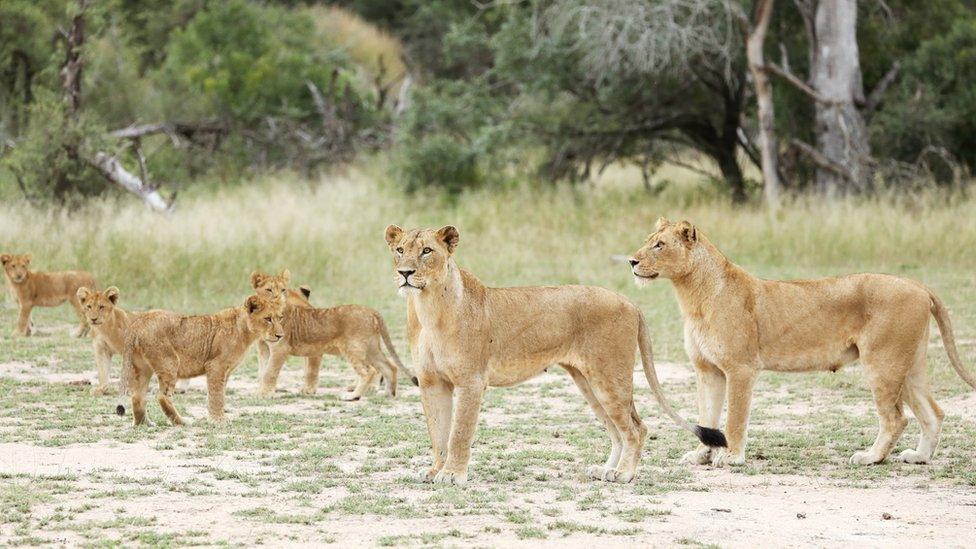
[810,0,870,194]
[745,0,780,207]
[715,145,746,204]
[60,1,87,117]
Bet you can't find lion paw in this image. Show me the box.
[849,451,883,466]
[680,447,713,465]
[603,468,635,484]
[586,465,608,480]
[710,449,745,468]
[340,392,361,402]
[255,387,275,399]
[89,385,110,397]
[433,470,467,486]
[299,387,317,396]
[897,449,929,464]
[418,468,440,483]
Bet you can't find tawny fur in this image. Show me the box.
[2,253,97,337]
[121,295,285,426]
[385,225,721,486]
[629,218,976,468]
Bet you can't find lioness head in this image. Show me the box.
[1,253,31,284]
[628,218,699,285]
[245,294,286,343]
[77,286,120,326]
[250,270,291,303]
[384,225,459,296]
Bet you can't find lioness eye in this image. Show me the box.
[396,247,404,254]
[653,241,664,249]
[422,247,432,255]
[264,317,272,323]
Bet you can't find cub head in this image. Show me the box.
[384,225,459,296]
[77,286,120,326]
[1,253,31,284]
[250,269,291,303]
[244,294,286,343]
[628,218,700,285]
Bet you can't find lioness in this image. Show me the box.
[629,218,976,467]
[385,224,725,485]
[1,253,97,337]
[120,294,285,426]
[257,302,417,400]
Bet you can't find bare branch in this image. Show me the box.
[863,60,900,116]
[766,62,831,103]
[790,138,854,182]
[86,152,172,212]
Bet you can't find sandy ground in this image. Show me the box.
[2,342,976,547]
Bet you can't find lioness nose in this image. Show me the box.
[629,259,640,267]
[398,269,415,278]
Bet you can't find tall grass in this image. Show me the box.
[2,167,975,360]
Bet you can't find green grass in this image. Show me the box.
[1,167,976,545]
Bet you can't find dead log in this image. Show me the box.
[87,152,172,212]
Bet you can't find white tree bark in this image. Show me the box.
[88,152,171,212]
[745,0,780,207]
[810,0,870,193]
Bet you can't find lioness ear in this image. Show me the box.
[105,286,120,304]
[676,221,697,245]
[655,217,670,231]
[76,286,92,301]
[279,269,291,285]
[385,224,404,247]
[436,225,459,254]
[0,254,9,266]
[245,295,261,314]
[250,271,265,289]
[299,285,311,299]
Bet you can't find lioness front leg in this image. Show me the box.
[435,381,485,485]
[681,358,726,465]
[711,369,756,467]
[418,373,453,482]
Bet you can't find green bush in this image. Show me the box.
[397,134,481,194]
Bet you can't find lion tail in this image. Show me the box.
[378,312,418,386]
[637,311,727,448]
[928,288,976,391]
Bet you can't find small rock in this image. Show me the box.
[712,508,731,513]
[796,513,806,519]
[882,512,893,520]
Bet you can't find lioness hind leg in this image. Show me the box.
[899,356,944,464]
[851,364,910,465]
[562,365,623,480]
[587,372,645,483]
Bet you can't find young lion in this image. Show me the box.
[256,302,417,400]
[1,253,97,337]
[385,224,724,485]
[120,294,285,426]
[249,269,313,381]
[629,218,976,467]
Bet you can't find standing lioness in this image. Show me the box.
[629,218,976,467]
[385,224,725,485]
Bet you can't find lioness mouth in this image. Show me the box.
[634,272,659,280]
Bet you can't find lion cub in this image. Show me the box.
[121,294,285,426]
[2,253,97,337]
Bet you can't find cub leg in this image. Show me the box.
[682,357,726,465]
[205,366,230,422]
[256,341,271,380]
[90,341,113,396]
[257,348,288,397]
[587,372,645,483]
[301,356,323,396]
[69,295,89,338]
[369,347,397,397]
[435,379,486,485]
[342,361,378,401]
[899,355,945,464]
[418,373,453,482]
[129,362,153,426]
[712,369,757,467]
[562,364,622,480]
[15,303,32,336]
[156,374,186,426]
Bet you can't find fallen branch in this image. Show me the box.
[765,62,831,104]
[87,152,172,212]
[790,138,854,182]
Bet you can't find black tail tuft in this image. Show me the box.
[695,425,727,448]
[411,376,419,387]
[115,404,126,416]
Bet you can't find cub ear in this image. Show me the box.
[76,286,92,301]
[245,295,261,314]
[436,225,460,254]
[250,271,266,289]
[279,269,291,285]
[23,253,31,264]
[105,286,120,304]
[655,217,670,231]
[385,224,404,247]
[676,220,697,245]
[299,285,311,299]
[0,254,9,265]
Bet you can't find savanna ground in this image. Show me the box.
[2,165,976,547]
